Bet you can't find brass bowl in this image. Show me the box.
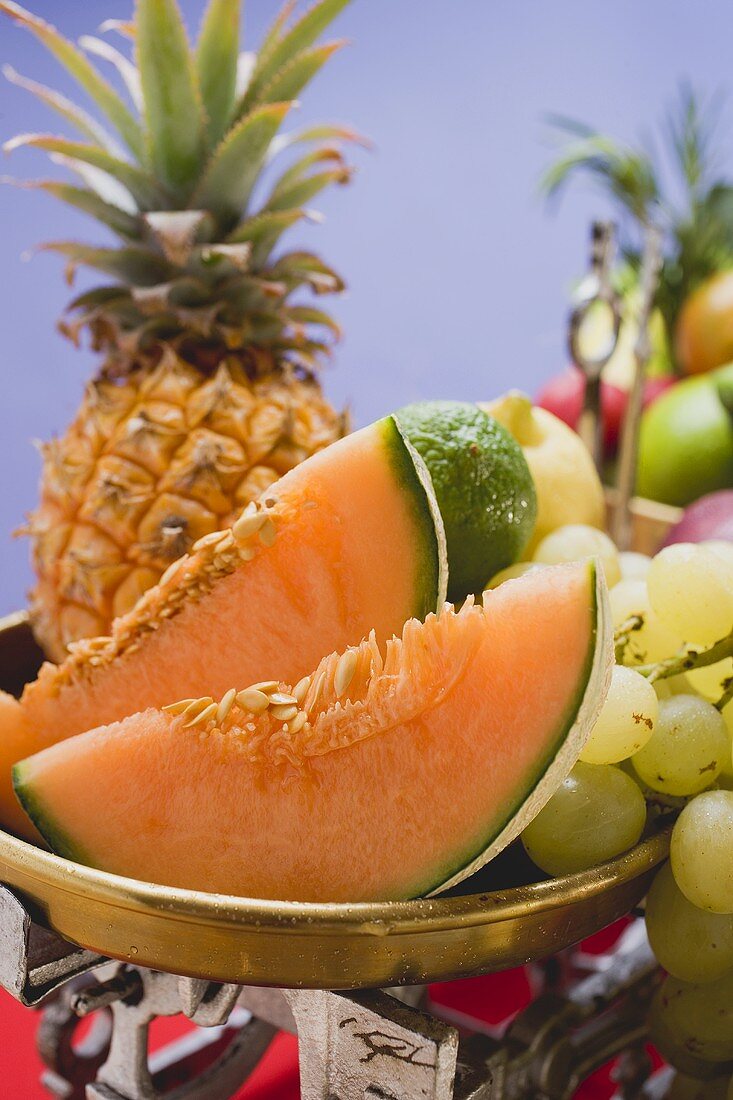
[0,611,669,988]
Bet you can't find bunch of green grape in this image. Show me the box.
[488,527,733,1084]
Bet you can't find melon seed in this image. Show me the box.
[162,698,196,716]
[288,711,308,734]
[158,559,183,587]
[293,676,311,704]
[258,518,277,547]
[250,681,279,694]
[236,688,270,714]
[216,688,236,724]
[232,511,266,542]
[270,703,299,722]
[184,701,218,728]
[310,670,326,705]
[214,532,235,554]
[180,697,214,722]
[269,692,297,706]
[191,530,227,553]
[334,650,358,698]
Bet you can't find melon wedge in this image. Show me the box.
[0,417,447,837]
[14,562,612,901]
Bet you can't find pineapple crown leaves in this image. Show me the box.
[541,115,660,225]
[0,0,363,373]
[540,86,733,337]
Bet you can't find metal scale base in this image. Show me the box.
[0,885,676,1100]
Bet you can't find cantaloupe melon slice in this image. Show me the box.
[14,562,611,902]
[0,417,447,838]
[0,694,36,840]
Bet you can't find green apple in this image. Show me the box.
[637,364,733,506]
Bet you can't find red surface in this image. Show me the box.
[0,922,652,1098]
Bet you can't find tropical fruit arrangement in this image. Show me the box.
[539,91,733,512]
[2,397,614,902]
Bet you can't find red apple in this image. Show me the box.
[536,368,675,457]
[536,368,584,428]
[643,376,676,407]
[660,490,733,548]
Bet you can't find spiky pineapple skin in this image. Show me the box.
[29,349,345,660]
[3,0,358,658]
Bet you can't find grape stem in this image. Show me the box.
[715,676,733,712]
[614,615,644,664]
[635,626,733,689]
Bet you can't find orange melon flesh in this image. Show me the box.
[0,693,39,841]
[0,418,446,838]
[14,562,611,901]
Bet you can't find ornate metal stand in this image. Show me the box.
[0,884,674,1100]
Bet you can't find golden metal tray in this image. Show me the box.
[0,606,670,989]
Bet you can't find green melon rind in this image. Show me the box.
[13,762,93,866]
[383,414,449,617]
[421,558,613,898]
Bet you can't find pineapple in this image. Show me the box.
[542,89,733,356]
[2,0,359,660]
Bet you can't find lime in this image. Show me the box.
[637,363,733,506]
[396,401,537,601]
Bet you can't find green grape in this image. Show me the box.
[671,791,733,913]
[521,761,646,876]
[687,658,733,703]
[632,695,728,797]
[721,703,733,782]
[704,540,733,570]
[619,550,652,581]
[610,578,683,665]
[648,543,733,645]
[579,664,657,764]
[532,524,621,587]
[655,673,694,700]
[668,1073,731,1099]
[645,863,733,983]
[485,561,544,589]
[649,970,733,1074]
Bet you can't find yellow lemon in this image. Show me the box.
[480,391,605,554]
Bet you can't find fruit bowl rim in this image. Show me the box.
[0,821,670,933]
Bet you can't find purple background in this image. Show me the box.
[1,0,732,617]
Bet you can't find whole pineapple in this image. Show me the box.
[2,0,358,660]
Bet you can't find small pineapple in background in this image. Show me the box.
[542,88,733,377]
[2,0,361,660]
